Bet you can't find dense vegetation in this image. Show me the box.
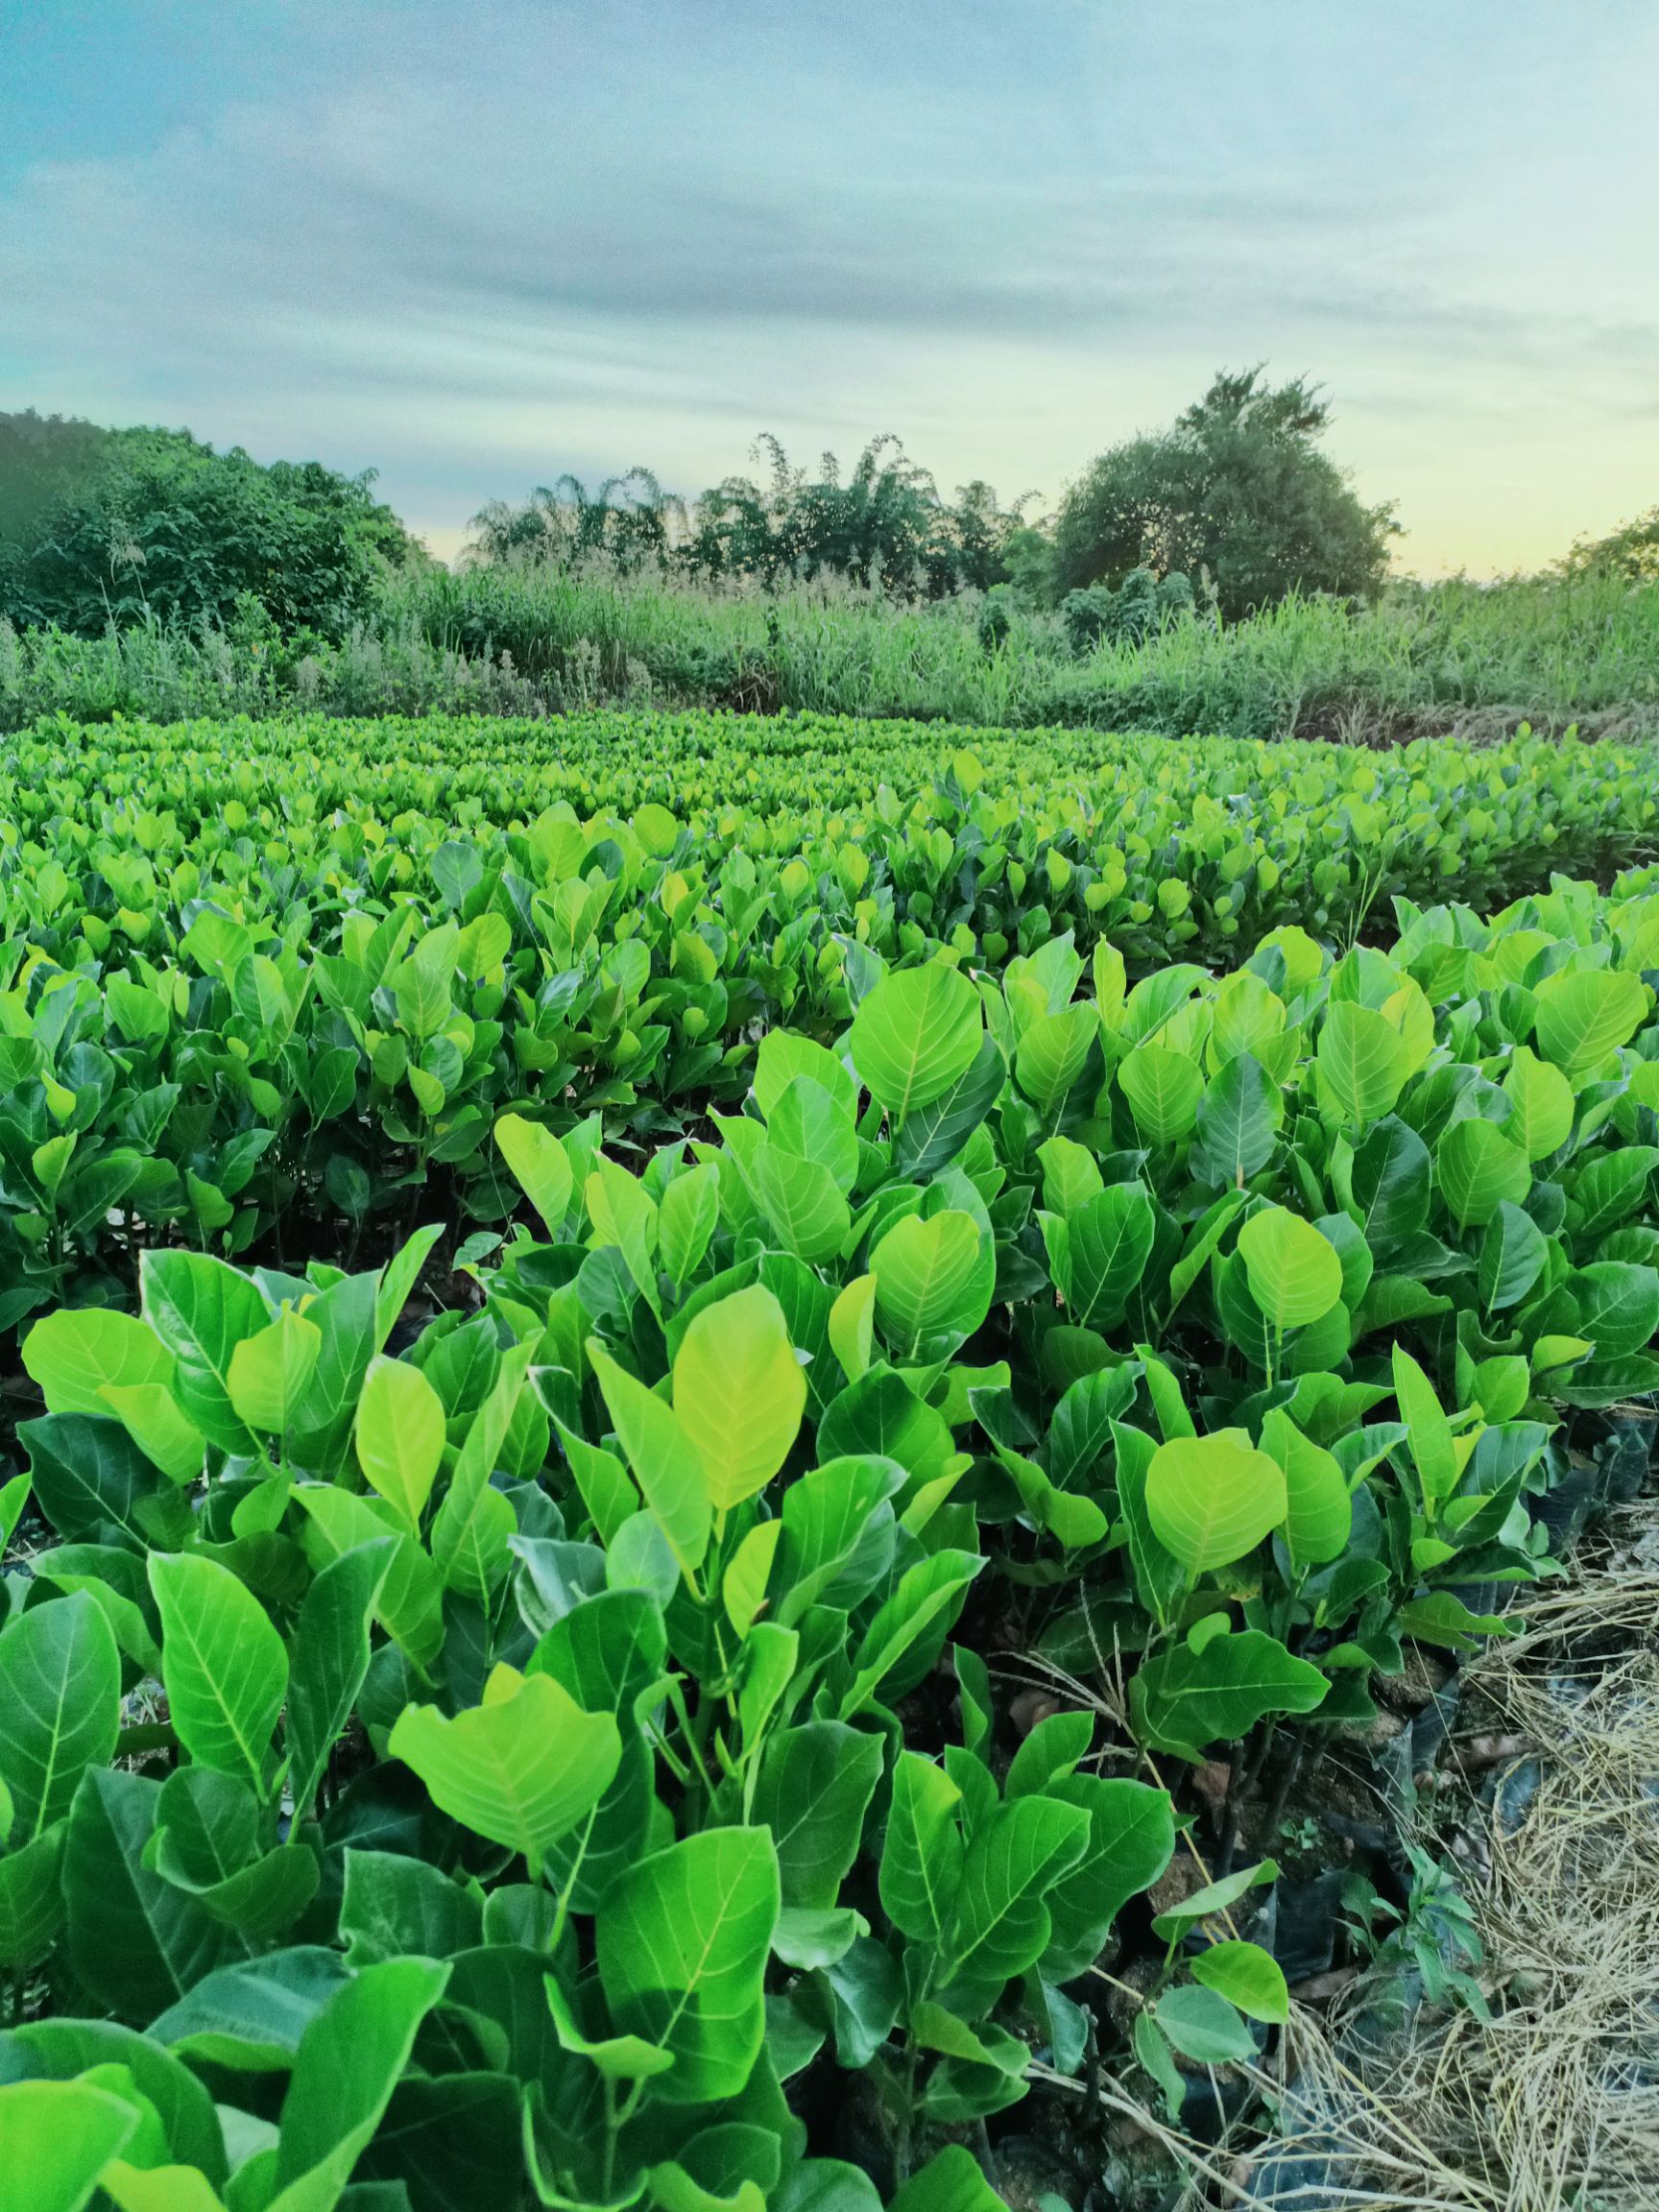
[0,410,418,639]
[5,566,1659,741]
[0,706,1655,2207]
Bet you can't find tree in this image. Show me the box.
[1050,369,1397,619]
[466,469,682,573]
[0,414,420,637]
[1561,505,1659,584]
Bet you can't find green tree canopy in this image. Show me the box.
[0,411,420,637]
[1050,369,1397,618]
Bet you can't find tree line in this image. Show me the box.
[3,371,1651,646]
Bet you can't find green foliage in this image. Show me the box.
[1051,369,1398,617]
[0,701,1656,2204]
[0,414,417,639]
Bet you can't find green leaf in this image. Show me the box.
[149,1552,289,1799]
[227,1312,323,1434]
[94,1384,204,1486]
[286,1540,396,1818]
[428,1340,532,1603]
[1131,1631,1328,1759]
[140,1249,271,1453]
[672,1286,806,1512]
[265,1957,450,2212]
[753,1721,885,1911]
[1478,1200,1549,1311]
[64,1770,228,2021]
[879,1751,964,1949]
[1533,967,1649,1077]
[1118,1043,1202,1143]
[871,1210,991,1356]
[0,1592,120,1842]
[1438,1118,1530,1230]
[660,1164,720,1291]
[943,1793,1091,1998]
[838,1549,984,1719]
[849,962,983,1119]
[1155,1982,1255,2062]
[147,1948,352,2071]
[1316,1000,1409,1125]
[389,1662,621,1879]
[596,1827,781,2104]
[1259,1409,1351,1571]
[353,1356,445,1530]
[1145,1431,1286,1572]
[338,1849,483,1967]
[1236,1206,1344,1331]
[0,2079,138,2212]
[887,2145,1005,2212]
[589,1340,711,1580]
[1391,1344,1456,1515]
[1056,1183,1155,1330]
[1015,1003,1096,1111]
[0,1821,66,1971]
[493,1112,574,1237]
[1501,1046,1575,1159]
[1193,1051,1283,1188]
[1190,1938,1288,2024]
[1038,1776,1175,1983]
[20,1310,173,1418]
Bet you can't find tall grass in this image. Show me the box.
[4,565,1656,741]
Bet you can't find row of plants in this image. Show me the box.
[2,868,1656,2206]
[1,713,1655,1334]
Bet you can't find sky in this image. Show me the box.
[2,0,1656,573]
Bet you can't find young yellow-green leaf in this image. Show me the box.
[723,1520,782,1637]
[1236,1206,1344,1331]
[1118,1043,1203,1144]
[95,1384,205,1485]
[828,1272,877,1383]
[659,1163,720,1291]
[1437,1118,1530,1231]
[590,1341,711,1577]
[149,1552,289,1799]
[227,1312,323,1434]
[1316,1000,1410,1125]
[493,1111,574,1238]
[1533,967,1649,1078]
[1391,1344,1457,1515]
[1501,1046,1575,1160]
[1145,1431,1287,1572]
[871,1211,989,1357]
[849,961,983,1118]
[429,1341,532,1603]
[1190,1938,1289,2024]
[389,1664,621,1878]
[21,1310,173,1417]
[0,2079,139,2212]
[354,1355,445,1529]
[672,1286,805,1513]
[139,1249,272,1454]
[1259,1408,1351,1569]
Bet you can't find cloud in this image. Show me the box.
[1,0,1656,568]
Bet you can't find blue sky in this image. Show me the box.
[2,0,1655,569]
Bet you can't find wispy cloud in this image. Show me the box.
[2,0,1656,568]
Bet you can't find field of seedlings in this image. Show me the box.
[1,706,1657,2211]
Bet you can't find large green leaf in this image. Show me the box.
[388,1662,620,1879]
[870,1211,991,1357]
[20,1310,173,1418]
[64,1770,228,2021]
[849,962,983,1118]
[0,2079,138,2212]
[752,1721,885,1911]
[1236,1207,1343,1331]
[1533,968,1648,1077]
[1316,1000,1410,1125]
[878,1751,964,1950]
[672,1286,805,1512]
[1144,1431,1286,1572]
[1130,1629,1329,1759]
[0,1593,120,1842]
[139,1249,271,1453]
[149,1552,289,1799]
[595,1827,780,2104]
[942,1793,1091,1999]
[353,1356,445,1530]
[493,1112,574,1237]
[285,1540,397,1818]
[265,1957,450,2212]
